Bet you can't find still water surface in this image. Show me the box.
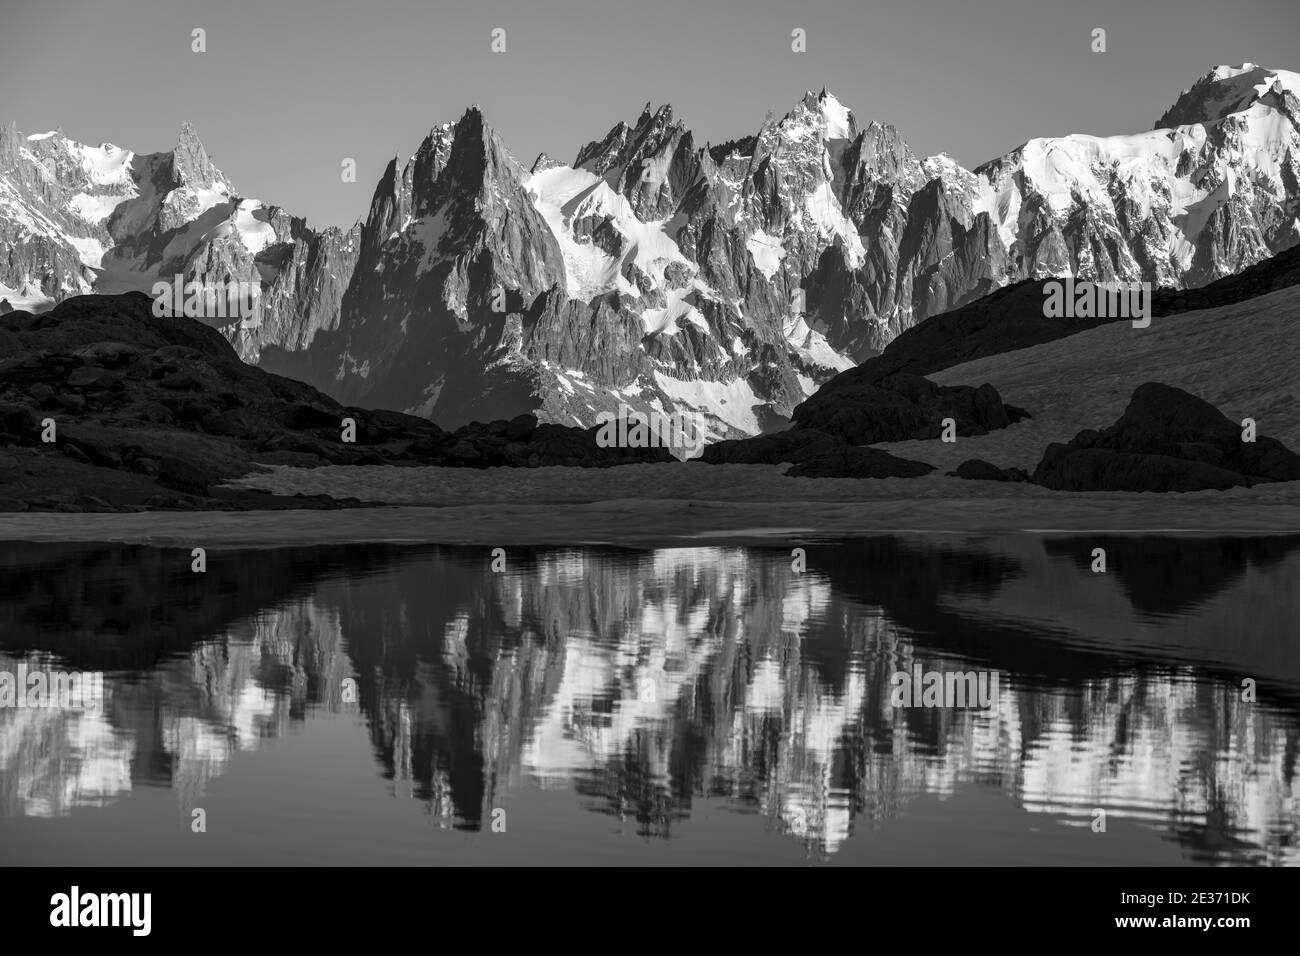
[1,536,1297,865]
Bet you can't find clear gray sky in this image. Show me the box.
[2,0,1295,230]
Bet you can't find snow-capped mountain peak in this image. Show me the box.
[3,63,1297,438]
[171,120,229,191]
[969,62,1299,288]
[799,88,857,141]
[1156,63,1300,128]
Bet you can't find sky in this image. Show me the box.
[1,0,1296,230]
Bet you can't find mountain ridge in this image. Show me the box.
[3,63,1297,435]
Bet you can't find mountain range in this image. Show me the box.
[2,63,1297,437]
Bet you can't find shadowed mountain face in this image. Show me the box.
[0,293,673,512]
[3,64,1297,435]
[2,535,1298,864]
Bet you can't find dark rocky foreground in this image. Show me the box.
[947,459,1031,483]
[0,293,669,512]
[699,371,1026,477]
[1033,382,1300,493]
[703,373,1300,493]
[3,277,1298,512]
[697,427,936,479]
[790,371,1029,442]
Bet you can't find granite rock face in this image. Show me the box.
[1033,382,1300,492]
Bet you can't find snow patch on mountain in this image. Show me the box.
[815,90,855,140]
[67,142,134,186]
[526,163,698,303]
[804,182,865,266]
[746,229,786,279]
[66,235,104,269]
[67,193,124,224]
[653,371,761,435]
[1159,64,1300,126]
[643,287,709,336]
[185,183,234,218]
[0,277,55,311]
[526,165,628,300]
[232,200,276,255]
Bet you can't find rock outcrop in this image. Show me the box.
[696,424,937,478]
[791,372,1029,444]
[696,370,1023,480]
[699,428,844,465]
[1033,382,1300,492]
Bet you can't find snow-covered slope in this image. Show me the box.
[1156,63,1300,127]
[0,121,358,348]
[0,126,137,309]
[976,64,1300,287]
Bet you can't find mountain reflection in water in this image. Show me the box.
[1,536,1297,865]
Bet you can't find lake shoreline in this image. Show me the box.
[3,477,1298,548]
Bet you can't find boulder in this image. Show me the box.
[1034,382,1300,492]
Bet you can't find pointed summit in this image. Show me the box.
[783,88,855,142]
[451,105,505,157]
[810,88,855,140]
[171,120,225,189]
[530,152,561,175]
[800,87,833,109]
[174,120,211,164]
